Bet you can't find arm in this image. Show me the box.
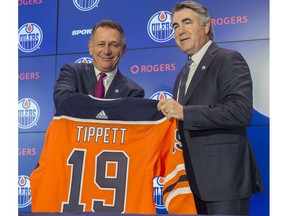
[53,64,81,111]
[183,50,253,130]
[158,50,253,130]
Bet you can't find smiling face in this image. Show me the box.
[172,8,210,55]
[88,27,126,72]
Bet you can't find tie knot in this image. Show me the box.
[99,72,107,80]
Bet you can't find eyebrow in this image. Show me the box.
[95,40,120,44]
[181,18,193,23]
[172,17,192,27]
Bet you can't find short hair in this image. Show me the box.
[90,19,126,45]
[172,1,214,40]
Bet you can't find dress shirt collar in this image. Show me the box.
[94,67,117,82]
[190,40,212,65]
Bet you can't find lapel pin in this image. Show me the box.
[115,89,119,93]
[201,66,206,70]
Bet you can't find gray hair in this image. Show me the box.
[172,1,214,40]
[90,19,126,45]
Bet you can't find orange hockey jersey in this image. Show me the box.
[30,94,196,214]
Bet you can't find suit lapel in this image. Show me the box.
[105,69,127,98]
[183,43,218,104]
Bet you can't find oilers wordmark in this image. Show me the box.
[18,23,43,53]
[147,11,174,43]
[18,98,40,129]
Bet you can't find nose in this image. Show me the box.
[103,44,112,54]
[178,25,186,35]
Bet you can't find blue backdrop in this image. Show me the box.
[18,0,269,215]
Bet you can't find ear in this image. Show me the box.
[204,22,211,35]
[88,40,93,55]
[121,44,127,58]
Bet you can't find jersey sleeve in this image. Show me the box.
[162,120,197,214]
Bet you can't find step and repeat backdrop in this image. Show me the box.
[18,0,269,215]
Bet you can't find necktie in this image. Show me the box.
[178,58,193,104]
[95,72,107,98]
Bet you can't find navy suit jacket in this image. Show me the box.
[54,63,144,110]
[174,42,264,201]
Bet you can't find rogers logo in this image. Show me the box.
[19,147,37,156]
[18,72,40,80]
[130,63,176,74]
[18,0,43,6]
[211,15,248,26]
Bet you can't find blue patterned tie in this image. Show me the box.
[95,72,107,98]
[178,58,193,104]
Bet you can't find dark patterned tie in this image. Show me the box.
[178,58,193,104]
[95,72,107,98]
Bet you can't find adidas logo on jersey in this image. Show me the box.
[96,110,108,119]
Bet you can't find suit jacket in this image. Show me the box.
[174,42,264,202]
[54,63,144,110]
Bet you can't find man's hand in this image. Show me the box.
[157,98,184,120]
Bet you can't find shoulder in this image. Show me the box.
[210,43,244,60]
[60,63,94,75]
[116,70,143,89]
[204,44,247,67]
[62,63,93,69]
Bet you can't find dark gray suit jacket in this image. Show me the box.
[54,63,144,110]
[174,42,264,201]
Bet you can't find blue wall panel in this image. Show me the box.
[18,0,58,57]
[18,132,45,213]
[18,56,56,132]
[18,0,270,214]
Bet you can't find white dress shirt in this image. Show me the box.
[185,40,212,94]
[94,67,117,94]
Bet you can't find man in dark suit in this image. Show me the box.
[54,19,144,110]
[157,1,264,215]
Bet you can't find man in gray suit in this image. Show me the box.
[157,1,263,215]
[54,19,144,110]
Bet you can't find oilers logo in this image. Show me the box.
[147,11,174,43]
[150,91,173,100]
[73,0,100,11]
[173,129,183,155]
[75,57,93,64]
[18,98,40,129]
[18,175,31,208]
[153,176,167,213]
[18,23,43,53]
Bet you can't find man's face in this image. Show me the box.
[88,27,126,72]
[172,8,210,55]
